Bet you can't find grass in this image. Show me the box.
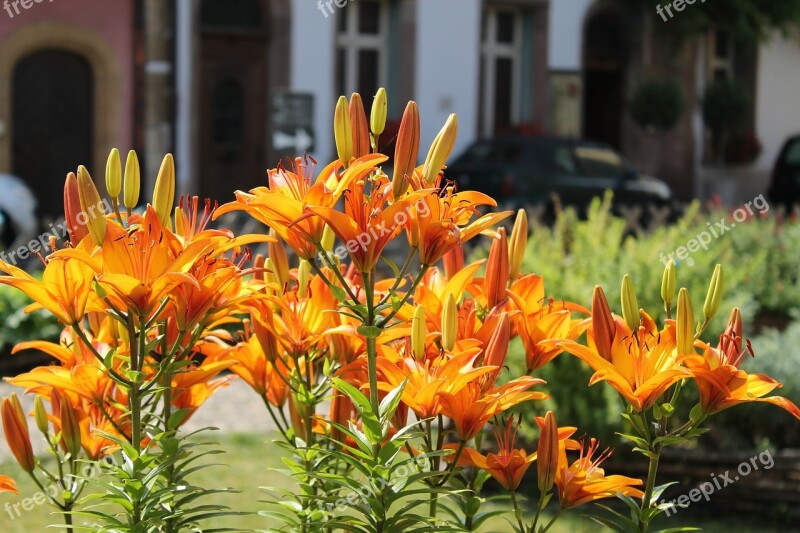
[0,432,788,532]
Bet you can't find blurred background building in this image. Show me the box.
[1,0,799,221]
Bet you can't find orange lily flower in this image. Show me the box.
[0,256,95,325]
[306,170,427,273]
[406,176,511,266]
[0,475,18,494]
[215,155,384,259]
[213,335,291,408]
[446,415,579,491]
[555,303,690,411]
[555,438,644,509]
[506,274,589,372]
[375,348,495,419]
[438,378,548,441]
[684,308,800,420]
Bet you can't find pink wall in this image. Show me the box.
[0,0,135,149]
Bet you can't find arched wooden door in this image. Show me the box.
[12,50,93,220]
[199,0,269,204]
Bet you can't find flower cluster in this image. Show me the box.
[0,89,797,533]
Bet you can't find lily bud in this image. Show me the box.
[321,224,336,252]
[64,172,88,246]
[485,228,509,309]
[1,395,35,472]
[592,286,616,360]
[411,305,427,359]
[392,101,420,197]
[677,288,695,355]
[34,396,49,435]
[441,292,457,351]
[720,307,743,365]
[620,275,640,332]
[421,113,458,185]
[268,230,290,287]
[253,254,266,285]
[442,245,464,279]
[537,411,559,493]
[703,264,723,323]
[508,209,528,281]
[298,259,311,298]
[59,400,82,458]
[174,206,185,235]
[153,154,176,228]
[77,166,107,246]
[123,150,141,211]
[661,260,676,312]
[370,87,388,136]
[483,313,510,389]
[264,258,280,295]
[334,95,353,166]
[105,148,122,200]
[349,93,370,158]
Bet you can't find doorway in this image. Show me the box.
[12,50,93,220]
[199,0,270,204]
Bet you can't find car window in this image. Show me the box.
[572,145,625,177]
[783,139,800,165]
[553,146,579,175]
[458,142,523,164]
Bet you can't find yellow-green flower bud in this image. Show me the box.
[123,150,141,211]
[334,95,353,166]
[298,259,311,298]
[703,264,723,323]
[661,260,676,311]
[421,113,458,184]
[34,396,48,435]
[152,154,175,228]
[370,87,388,136]
[508,209,528,281]
[677,288,695,355]
[620,274,640,332]
[105,148,122,200]
[441,292,457,352]
[412,305,426,359]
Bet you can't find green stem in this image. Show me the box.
[639,445,662,532]
[378,264,429,327]
[378,248,418,307]
[540,508,565,533]
[529,489,548,533]
[510,490,526,533]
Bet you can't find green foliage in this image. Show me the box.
[702,80,750,161]
[626,0,800,43]
[0,282,60,349]
[491,194,800,449]
[629,79,685,132]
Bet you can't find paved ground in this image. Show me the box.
[0,377,275,463]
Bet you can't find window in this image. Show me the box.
[336,0,388,98]
[709,29,734,81]
[201,0,261,30]
[481,6,522,136]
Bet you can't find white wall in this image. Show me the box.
[755,33,800,173]
[548,0,594,71]
[290,0,337,161]
[415,0,481,158]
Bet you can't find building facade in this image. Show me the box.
[1,0,799,214]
